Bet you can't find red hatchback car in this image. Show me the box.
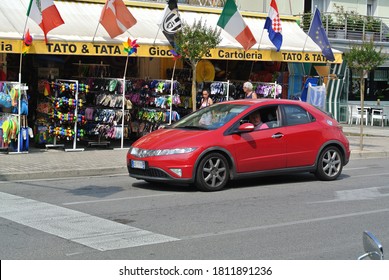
[127,99,350,191]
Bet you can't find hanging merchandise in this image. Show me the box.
[197,81,232,107]
[0,81,30,153]
[254,82,282,99]
[306,83,326,110]
[0,83,12,108]
[46,79,85,152]
[82,78,129,148]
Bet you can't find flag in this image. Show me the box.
[100,0,137,39]
[264,0,282,51]
[159,0,182,49]
[22,29,33,55]
[27,0,64,43]
[308,8,335,61]
[217,0,256,51]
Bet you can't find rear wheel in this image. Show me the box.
[195,153,229,191]
[315,146,343,180]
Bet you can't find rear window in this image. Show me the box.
[284,105,315,125]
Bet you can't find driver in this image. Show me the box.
[249,111,269,130]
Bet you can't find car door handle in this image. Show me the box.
[272,133,284,138]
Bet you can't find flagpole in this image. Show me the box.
[257,27,265,50]
[17,14,31,153]
[120,54,130,149]
[302,7,316,54]
[154,5,168,45]
[92,22,100,44]
[169,59,177,125]
[288,0,293,15]
[19,14,30,83]
[153,21,162,46]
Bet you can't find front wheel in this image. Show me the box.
[315,146,343,181]
[195,153,229,191]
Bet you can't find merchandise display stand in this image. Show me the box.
[62,79,84,152]
[114,77,126,150]
[88,134,110,148]
[0,81,29,154]
[85,77,126,149]
[46,79,85,152]
[45,81,65,149]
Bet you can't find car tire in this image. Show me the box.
[195,153,229,191]
[315,146,343,181]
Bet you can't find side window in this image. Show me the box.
[239,106,280,129]
[284,105,314,126]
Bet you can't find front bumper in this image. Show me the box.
[127,165,194,184]
[127,154,196,184]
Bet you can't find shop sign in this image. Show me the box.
[1,39,342,63]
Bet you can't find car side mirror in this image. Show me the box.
[236,123,254,133]
[358,231,384,260]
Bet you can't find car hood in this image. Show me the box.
[133,128,211,149]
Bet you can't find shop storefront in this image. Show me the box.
[0,0,344,153]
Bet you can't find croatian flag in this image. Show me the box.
[264,0,282,51]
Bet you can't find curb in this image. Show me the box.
[350,150,389,159]
[0,167,128,182]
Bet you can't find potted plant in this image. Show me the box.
[365,16,381,40]
[332,4,346,38]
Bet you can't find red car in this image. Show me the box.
[127,99,350,191]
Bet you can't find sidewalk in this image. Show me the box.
[342,124,389,159]
[1,124,388,182]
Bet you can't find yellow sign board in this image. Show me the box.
[1,39,343,63]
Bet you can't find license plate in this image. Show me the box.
[131,160,146,169]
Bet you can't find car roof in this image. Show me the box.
[221,99,308,106]
[221,99,331,119]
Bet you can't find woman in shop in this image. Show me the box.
[198,89,213,126]
[243,81,257,99]
[199,89,213,109]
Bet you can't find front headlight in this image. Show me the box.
[129,147,197,158]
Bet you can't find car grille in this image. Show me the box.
[129,167,170,178]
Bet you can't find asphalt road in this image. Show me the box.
[1,157,389,260]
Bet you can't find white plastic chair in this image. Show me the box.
[351,106,368,125]
[348,105,358,124]
[371,108,387,127]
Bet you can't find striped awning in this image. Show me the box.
[326,78,345,121]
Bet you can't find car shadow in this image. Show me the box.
[67,185,125,198]
[131,173,350,193]
[227,172,350,190]
[131,181,198,193]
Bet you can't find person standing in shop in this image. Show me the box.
[243,81,257,99]
[200,89,213,109]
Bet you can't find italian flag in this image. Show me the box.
[27,0,64,43]
[217,0,256,51]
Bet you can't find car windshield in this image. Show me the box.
[171,103,249,130]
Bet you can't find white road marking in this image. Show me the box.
[312,186,389,203]
[180,208,389,240]
[0,173,129,184]
[351,172,389,178]
[343,167,370,171]
[0,192,178,251]
[63,193,180,205]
